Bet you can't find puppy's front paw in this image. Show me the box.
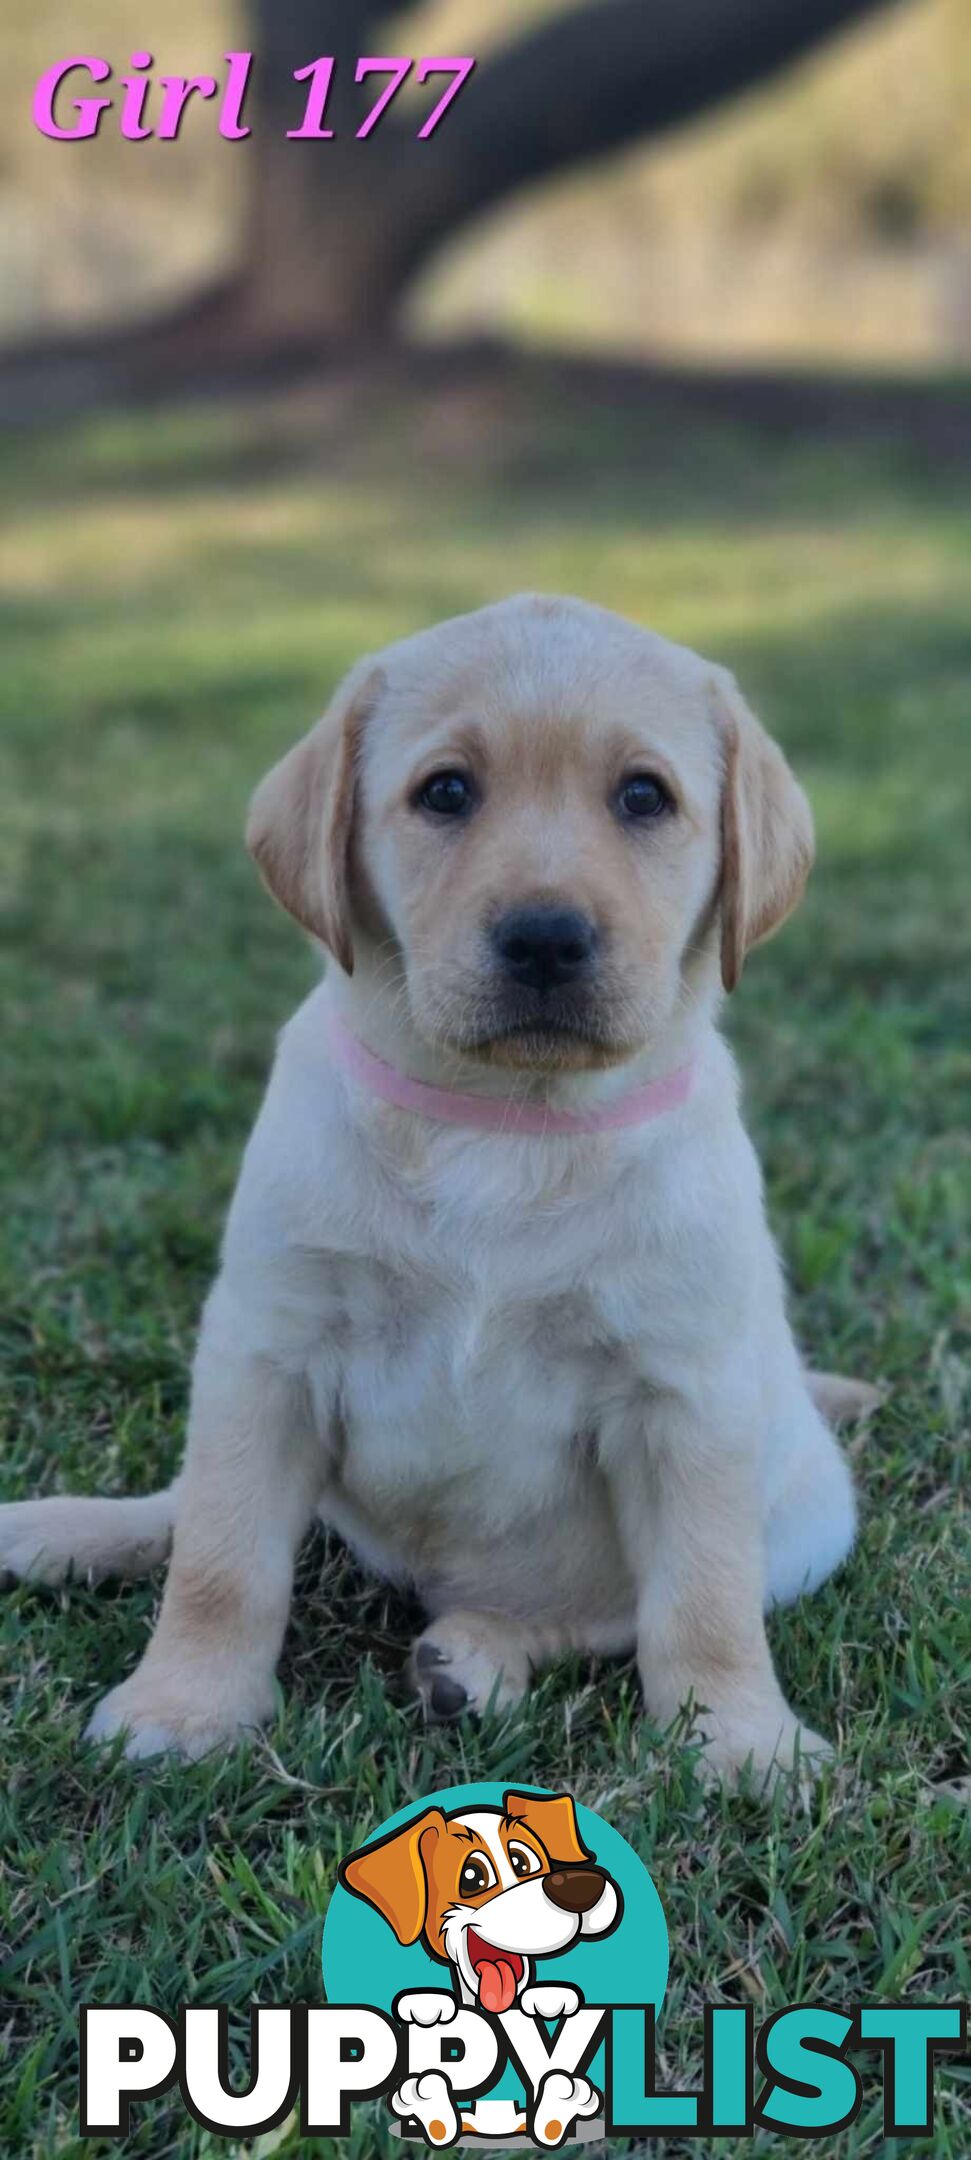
[698,1711,832,1794]
[395,1991,457,2027]
[84,1668,276,1761]
[391,2071,458,2147]
[521,1983,582,2021]
[532,2069,600,2147]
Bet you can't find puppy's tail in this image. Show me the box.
[0,1483,178,1588]
[807,1370,885,1427]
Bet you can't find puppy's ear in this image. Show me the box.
[712,676,814,993]
[339,1807,445,1946]
[504,1790,592,1868]
[246,661,383,974]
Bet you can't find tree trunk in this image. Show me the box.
[231,0,428,340]
[233,0,898,339]
[1,0,899,399]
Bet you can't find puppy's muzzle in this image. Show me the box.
[542,1865,606,1914]
[492,905,598,994]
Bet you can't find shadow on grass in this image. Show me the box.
[4,343,971,532]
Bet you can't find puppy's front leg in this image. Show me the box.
[86,1284,319,1760]
[606,1385,828,1787]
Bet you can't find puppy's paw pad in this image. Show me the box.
[410,1636,473,1719]
[430,1672,470,1718]
[533,2069,600,2145]
[409,1616,530,1720]
[391,2071,458,2145]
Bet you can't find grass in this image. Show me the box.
[1,365,969,2159]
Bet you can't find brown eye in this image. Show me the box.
[459,1854,495,1897]
[508,1842,541,1880]
[618,773,672,820]
[418,771,476,817]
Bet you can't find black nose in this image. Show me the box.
[542,1866,606,1915]
[492,906,597,992]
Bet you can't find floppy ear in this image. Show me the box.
[504,1790,592,1868]
[339,1808,445,1946]
[712,676,814,994]
[245,661,383,974]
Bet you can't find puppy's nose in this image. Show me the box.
[493,906,597,992]
[542,1866,605,1914]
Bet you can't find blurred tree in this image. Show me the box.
[237,0,899,345]
[8,0,902,387]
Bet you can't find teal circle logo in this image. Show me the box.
[322,1781,667,2131]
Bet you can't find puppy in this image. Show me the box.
[0,594,879,1780]
[342,1788,615,2143]
[342,1788,619,2013]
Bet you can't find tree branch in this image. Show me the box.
[0,0,904,394]
[377,0,902,268]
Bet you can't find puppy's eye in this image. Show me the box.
[507,1842,542,1880]
[459,1852,495,1897]
[417,770,476,818]
[617,773,673,820]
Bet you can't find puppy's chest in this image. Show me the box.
[305,1252,626,1507]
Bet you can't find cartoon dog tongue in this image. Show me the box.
[476,1955,519,2014]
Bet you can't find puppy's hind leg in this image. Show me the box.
[763,1399,858,1611]
[763,1368,884,1612]
[410,1611,545,1720]
[0,1486,178,1588]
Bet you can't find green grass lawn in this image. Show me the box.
[1,370,969,2158]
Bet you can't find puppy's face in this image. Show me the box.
[248,596,814,1070]
[357,611,723,1069]
[341,1789,620,2012]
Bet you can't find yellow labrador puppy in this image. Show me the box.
[1,596,877,1779]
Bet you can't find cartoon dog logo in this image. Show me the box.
[340,1787,621,2145]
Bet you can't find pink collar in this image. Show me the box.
[327,1010,694,1137]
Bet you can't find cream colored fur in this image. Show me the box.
[0,595,880,1783]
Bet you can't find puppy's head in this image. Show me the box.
[248,596,812,1071]
[340,1789,620,2010]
